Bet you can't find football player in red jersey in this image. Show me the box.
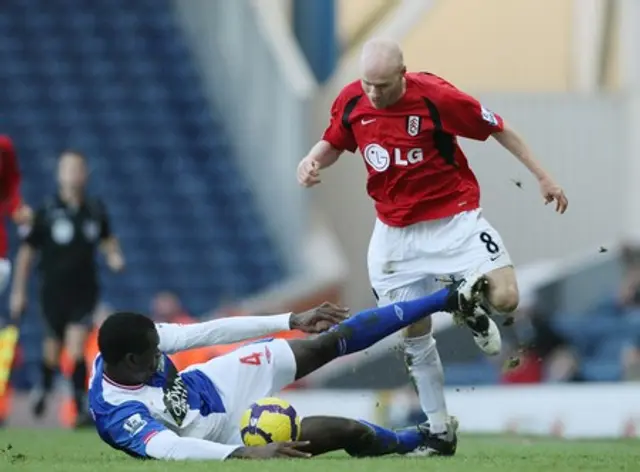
[0,136,31,420]
[297,38,568,455]
[0,135,32,291]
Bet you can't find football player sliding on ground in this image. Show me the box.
[89,273,487,460]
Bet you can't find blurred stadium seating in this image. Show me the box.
[0,0,286,381]
[0,0,286,315]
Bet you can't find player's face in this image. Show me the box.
[57,153,87,190]
[361,67,405,109]
[125,329,161,383]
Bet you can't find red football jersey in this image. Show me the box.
[0,135,21,258]
[322,72,504,227]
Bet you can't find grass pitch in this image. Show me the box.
[0,429,638,472]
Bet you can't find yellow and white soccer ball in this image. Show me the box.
[240,397,301,446]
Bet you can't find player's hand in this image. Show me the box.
[9,290,26,321]
[11,203,33,226]
[297,157,321,188]
[106,252,125,272]
[290,302,350,333]
[229,441,312,459]
[539,177,568,214]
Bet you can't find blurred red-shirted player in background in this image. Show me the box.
[0,135,30,427]
[0,135,31,291]
[297,38,568,456]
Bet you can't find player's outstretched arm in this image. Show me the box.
[308,140,343,169]
[146,430,245,460]
[146,431,311,460]
[9,243,35,321]
[298,85,360,187]
[492,122,568,214]
[157,303,349,354]
[102,403,266,461]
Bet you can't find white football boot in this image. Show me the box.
[450,272,488,313]
[452,274,502,356]
[466,303,502,356]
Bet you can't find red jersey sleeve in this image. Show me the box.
[0,135,21,215]
[321,91,358,153]
[430,78,504,141]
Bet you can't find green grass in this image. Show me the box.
[0,429,638,472]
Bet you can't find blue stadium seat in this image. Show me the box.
[580,358,622,382]
[444,360,501,386]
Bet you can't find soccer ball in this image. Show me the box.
[239,397,301,446]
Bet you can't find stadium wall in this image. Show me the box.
[400,0,575,92]
[173,0,316,274]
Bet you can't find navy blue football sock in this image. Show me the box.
[345,420,423,457]
[331,287,450,356]
[394,427,425,453]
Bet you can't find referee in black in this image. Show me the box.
[9,150,125,427]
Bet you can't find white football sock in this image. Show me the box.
[404,333,448,435]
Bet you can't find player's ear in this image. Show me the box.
[401,65,407,75]
[124,352,137,368]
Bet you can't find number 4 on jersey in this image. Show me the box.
[239,352,263,366]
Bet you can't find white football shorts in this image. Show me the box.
[368,209,512,305]
[185,339,297,445]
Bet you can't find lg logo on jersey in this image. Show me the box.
[363,144,424,172]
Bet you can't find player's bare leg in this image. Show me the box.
[484,266,519,312]
[33,336,60,418]
[65,323,92,428]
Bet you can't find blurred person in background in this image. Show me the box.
[148,291,206,371]
[58,302,114,427]
[151,291,195,324]
[0,135,32,291]
[9,150,125,428]
[0,135,31,428]
[621,339,640,380]
[618,243,640,379]
[616,244,640,310]
[500,308,581,384]
[297,38,568,453]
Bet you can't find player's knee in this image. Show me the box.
[335,417,371,441]
[66,344,85,361]
[489,284,519,313]
[65,328,88,360]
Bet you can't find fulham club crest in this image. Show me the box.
[406,115,421,137]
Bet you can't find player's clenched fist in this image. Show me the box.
[297,156,321,187]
